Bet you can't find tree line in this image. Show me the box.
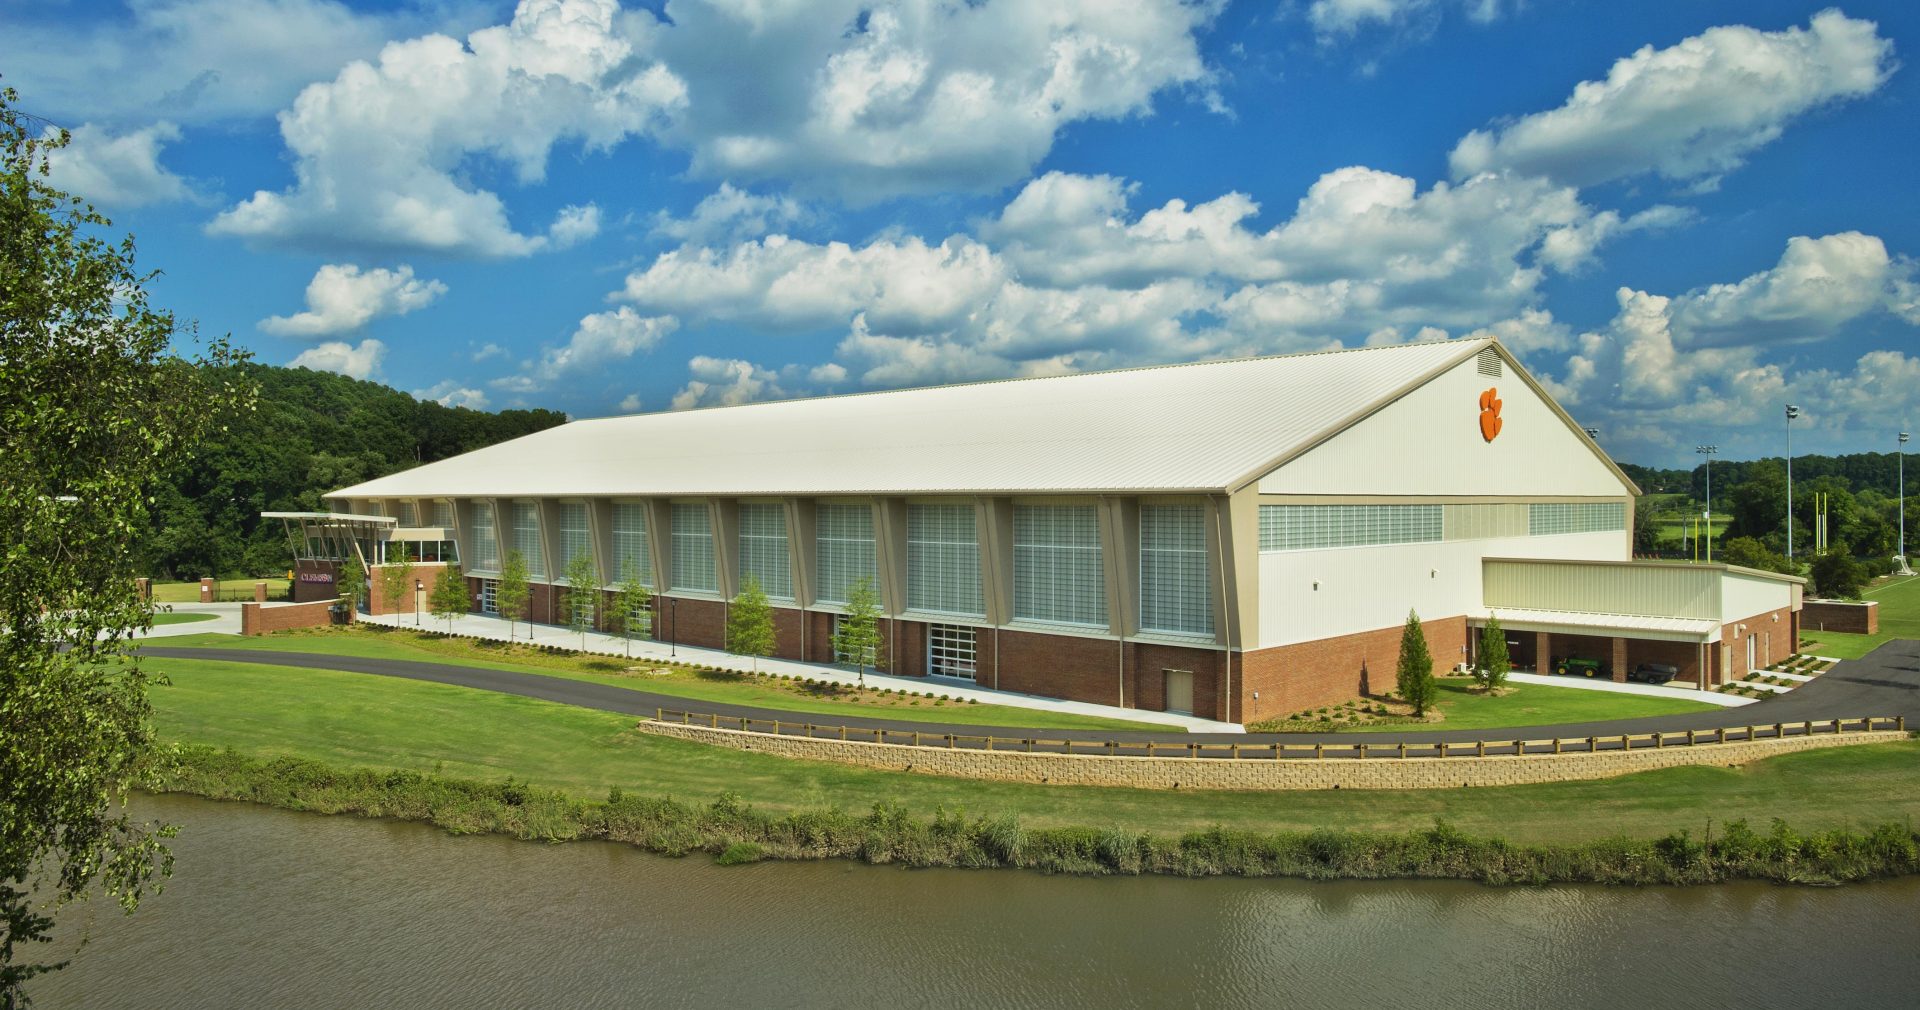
[143,362,566,580]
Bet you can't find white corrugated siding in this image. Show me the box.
[328,340,1486,500]
[1483,560,1719,619]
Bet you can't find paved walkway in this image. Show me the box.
[135,636,1920,748]
[1504,671,1755,708]
[373,609,1244,732]
[138,602,243,638]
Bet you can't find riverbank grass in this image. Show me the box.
[144,656,1920,845]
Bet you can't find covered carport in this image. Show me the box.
[1472,608,1718,689]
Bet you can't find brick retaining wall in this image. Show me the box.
[241,598,351,635]
[636,721,1905,791]
[1802,600,1878,635]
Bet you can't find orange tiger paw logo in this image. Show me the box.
[1478,387,1503,442]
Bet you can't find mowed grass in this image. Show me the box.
[145,656,1920,845]
[1798,572,1920,660]
[1341,677,1719,733]
[150,578,288,603]
[150,612,218,626]
[147,628,1163,732]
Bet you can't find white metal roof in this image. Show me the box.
[1480,608,1721,641]
[328,338,1490,500]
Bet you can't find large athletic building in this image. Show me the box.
[281,337,1802,723]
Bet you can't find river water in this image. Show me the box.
[30,794,1920,1009]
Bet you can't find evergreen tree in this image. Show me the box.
[377,540,415,618]
[428,564,467,634]
[1475,616,1510,693]
[563,551,600,648]
[726,574,776,672]
[1,84,256,994]
[498,550,531,640]
[612,564,653,658]
[832,577,884,686]
[1395,609,1437,716]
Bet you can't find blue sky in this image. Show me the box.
[7,0,1917,466]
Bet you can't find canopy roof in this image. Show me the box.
[329,338,1508,500]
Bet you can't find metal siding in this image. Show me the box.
[1482,560,1718,619]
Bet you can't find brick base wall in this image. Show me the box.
[366,563,449,616]
[241,598,350,635]
[292,560,341,603]
[1724,607,1796,682]
[638,721,1904,791]
[1239,617,1469,724]
[1802,600,1877,635]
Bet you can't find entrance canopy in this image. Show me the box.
[263,511,395,566]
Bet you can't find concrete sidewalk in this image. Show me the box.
[136,602,243,638]
[361,608,1243,733]
[1505,671,1755,708]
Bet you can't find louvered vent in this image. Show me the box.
[1477,348,1502,377]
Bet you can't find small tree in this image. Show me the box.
[377,540,415,618]
[336,558,367,612]
[726,574,777,672]
[832,576,884,686]
[1475,615,1510,693]
[428,564,467,633]
[1810,552,1868,599]
[562,550,600,648]
[612,563,652,658]
[1395,609,1437,716]
[498,550,531,640]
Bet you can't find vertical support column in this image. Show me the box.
[254,581,268,603]
[787,498,816,610]
[644,500,673,596]
[1096,496,1133,709]
[711,498,739,600]
[874,498,909,617]
[199,577,214,603]
[1610,636,1628,683]
[1536,631,1552,674]
[978,497,1013,627]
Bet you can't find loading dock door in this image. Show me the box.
[1164,670,1194,715]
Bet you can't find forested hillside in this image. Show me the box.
[145,363,565,579]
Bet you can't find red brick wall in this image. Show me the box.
[995,628,1126,708]
[1238,616,1469,724]
[292,560,341,603]
[366,563,449,616]
[1802,600,1877,635]
[658,596,728,650]
[241,598,351,635]
[1724,606,1795,681]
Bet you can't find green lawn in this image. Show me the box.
[1341,678,1719,733]
[150,612,218,626]
[148,627,1163,732]
[150,578,288,603]
[1798,572,1920,660]
[144,656,1920,845]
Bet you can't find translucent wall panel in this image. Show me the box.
[510,501,544,578]
[1013,504,1106,627]
[1139,504,1212,636]
[610,503,651,585]
[1258,505,1443,552]
[737,501,793,600]
[1527,502,1626,536]
[468,502,499,571]
[558,502,591,578]
[430,500,455,529]
[907,503,982,616]
[815,503,878,605]
[671,503,717,593]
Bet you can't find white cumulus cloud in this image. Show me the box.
[209,0,686,257]
[290,338,386,379]
[415,380,490,409]
[1449,9,1894,190]
[494,306,679,394]
[259,264,447,338]
[42,122,194,208]
[653,183,808,246]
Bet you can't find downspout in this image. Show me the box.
[1213,494,1236,724]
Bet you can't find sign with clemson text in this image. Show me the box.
[1478,387,1503,442]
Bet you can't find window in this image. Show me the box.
[430,500,454,529]
[468,502,499,571]
[928,624,977,680]
[815,502,877,605]
[1139,504,1212,636]
[610,503,651,585]
[510,501,544,578]
[394,500,418,526]
[671,503,717,593]
[737,502,793,600]
[1013,504,1106,627]
[1258,505,1443,552]
[907,503,982,616]
[1527,502,1626,536]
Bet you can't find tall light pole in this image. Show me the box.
[1696,444,1719,563]
[1901,430,1911,574]
[1786,405,1800,560]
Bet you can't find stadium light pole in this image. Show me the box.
[1696,445,1719,563]
[1901,430,1910,572]
[1786,405,1800,561]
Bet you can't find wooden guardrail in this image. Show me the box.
[650,708,1907,761]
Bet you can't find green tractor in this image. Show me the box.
[1553,655,1609,678]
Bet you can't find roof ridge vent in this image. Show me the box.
[1476,348,1503,378]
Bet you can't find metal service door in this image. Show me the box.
[1164,670,1194,715]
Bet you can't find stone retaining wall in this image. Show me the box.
[636,721,1906,791]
